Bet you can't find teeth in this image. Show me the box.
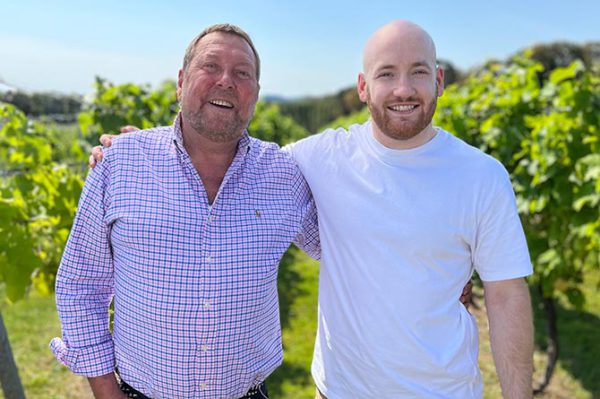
[210,99,234,108]
[389,104,416,111]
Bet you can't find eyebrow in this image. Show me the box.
[411,61,433,69]
[375,61,433,71]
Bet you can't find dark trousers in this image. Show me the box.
[120,379,269,399]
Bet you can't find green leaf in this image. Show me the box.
[549,60,584,85]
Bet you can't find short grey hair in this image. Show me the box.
[182,23,261,80]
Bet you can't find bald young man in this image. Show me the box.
[91,21,533,398]
[288,21,534,398]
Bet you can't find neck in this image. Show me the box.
[180,119,243,204]
[372,123,437,150]
[180,118,241,161]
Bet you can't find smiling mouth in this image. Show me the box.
[209,99,234,109]
[388,104,418,112]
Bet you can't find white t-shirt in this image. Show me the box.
[288,121,532,398]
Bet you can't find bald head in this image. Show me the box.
[357,20,444,149]
[363,20,437,76]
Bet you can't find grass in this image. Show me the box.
[269,248,320,399]
[1,252,598,398]
[0,293,92,398]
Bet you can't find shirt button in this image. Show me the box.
[200,383,207,390]
[207,215,215,223]
[201,344,209,352]
[205,256,212,263]
[203,301,211,309]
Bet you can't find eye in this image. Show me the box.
[236,69,252,79]
[203,63,218,71]
[377,71,394,79]
[413,69,429,76]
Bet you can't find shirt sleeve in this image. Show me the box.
[281,141,320,259]
[473,169,533,282]
[50,154,116,377]
[292,188,320,260]
[282,156,319,260]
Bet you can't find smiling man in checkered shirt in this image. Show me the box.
[51,24,320,399]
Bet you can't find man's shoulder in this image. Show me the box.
[440,129,511,185]
[104,126,173,158]
[247,136,298,170]
[443,130,505,166]
[111,126,172,147]
[289,121,368,155]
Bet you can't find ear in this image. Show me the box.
[436,66,445,97]
[176,69,184,101]
[357,72,368,103]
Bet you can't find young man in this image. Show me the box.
[288,21,533,398]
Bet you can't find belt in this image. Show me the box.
[120,380,268,399]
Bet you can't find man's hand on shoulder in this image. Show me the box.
[88,126,140,168]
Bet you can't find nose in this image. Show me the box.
[216,70,234,90]
[391,75,416,99]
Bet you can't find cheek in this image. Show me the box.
[370,89,387,105]
[369,82,391,99]
[416,81,437,98]
[240,88,258,113]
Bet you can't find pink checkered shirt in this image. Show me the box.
[51,114,320,398]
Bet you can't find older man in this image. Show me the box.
[52,24,319,399]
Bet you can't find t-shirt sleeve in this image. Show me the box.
[282,133,323,177]
[473,169,533,282]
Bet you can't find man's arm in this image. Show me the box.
[287,155,321,260]
[484,277,533,399]
[89,374,127,399]
[51,150,119,394]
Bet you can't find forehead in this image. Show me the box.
[194,32,256,65]
[365,30,436,71]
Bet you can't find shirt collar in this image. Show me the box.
[172,112,251,155]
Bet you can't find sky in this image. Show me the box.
[1,0,599,99]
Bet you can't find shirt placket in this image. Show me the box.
[174,133,250,396]
[201,143,249,396]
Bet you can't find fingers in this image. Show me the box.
[120,125,140,133]
[89,145,104,169]
[91,127,139,168]
[459,292,471,310]
[99,134,114,147]
[460,281,474,310]
[462,281,473,295]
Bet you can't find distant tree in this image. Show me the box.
[78,77,178,145]
[583,42,600,66]
[437,59,462,86]
[338,87,363,115]
[0,91,82,121]
[248,101,309,145]
[529,42,585,80]
[276,87,365,133]
[513,41,600,81]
